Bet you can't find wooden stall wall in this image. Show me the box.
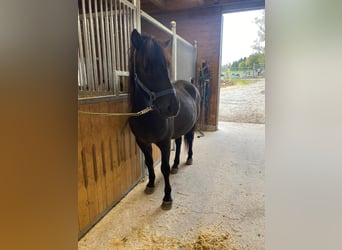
[143,8,222,131]
[78,98,143,237]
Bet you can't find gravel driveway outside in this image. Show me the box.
[219,79,265,124]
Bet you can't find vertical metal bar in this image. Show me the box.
[128,6,133,73]
[82,0,93,90]
[105,0,113,92]
[104,0,109,92]
[129,6,133,35]
[194,40,198,84]
[123,4,128,71]
[119,2,124,71]
[171,20,177,82]
[88,0,98,91]
[128,5,132,71]
[110,0,117,95]
[78,16,87,90]
[135,0,141,32]
[177,41,183,81]
[94,0,104,91]
[100,0,108,90]
[78,51,82,91]
[78,53,83,91]
[114,0,120,72]
[133,0,136,30]
[86,20,95,91]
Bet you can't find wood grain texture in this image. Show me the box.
[78,98,149,235]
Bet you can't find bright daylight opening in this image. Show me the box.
[219,9,265,125]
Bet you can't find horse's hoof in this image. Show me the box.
[144,186,155,194]
[186,158,193,165]
[171,167,178,174]
[161,200,172,210]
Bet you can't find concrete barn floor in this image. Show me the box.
[78,121,265,250]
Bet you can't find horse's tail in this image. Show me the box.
[184,124,196,150]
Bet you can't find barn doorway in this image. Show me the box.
[219,9,265,125]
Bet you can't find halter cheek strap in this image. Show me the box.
[134,73,176,106]
[133,49,176,107]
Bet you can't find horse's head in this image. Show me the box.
[130,29,179,119]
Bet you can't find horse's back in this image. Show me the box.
[173,80,198,100]
[172,80,201,138]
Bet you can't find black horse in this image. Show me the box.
[128,29,201,210]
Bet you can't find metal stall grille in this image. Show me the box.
[78,1,197,99]
[140,12,197,84]
[176,41,197,83]
[171,22,197,84]
[78,0,140,99]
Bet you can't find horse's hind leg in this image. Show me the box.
[156,139,173,210]
[184,126,195,165]
[136,140,155,194]
[171,137,182,174]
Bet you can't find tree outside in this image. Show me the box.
[221,10,265,85]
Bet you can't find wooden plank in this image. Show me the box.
[92,143,106,213]
[125,128,133,187]
[112,133,121,199]
[101,139,114,208]
[108,136,119,200]
[83,144,100,222]
[95,105,110,209]
[78,98,143,234]
[120,128,127,188]
[78,119,90,231]
[79,105,99,223]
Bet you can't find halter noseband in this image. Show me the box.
[133,49,176,108]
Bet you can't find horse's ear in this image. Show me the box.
[161,38,172,48]
[131,29,142,49]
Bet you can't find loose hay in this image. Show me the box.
[187,227,235,250]
[115,224,236,250]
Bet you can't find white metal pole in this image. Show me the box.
[171,20,177,82]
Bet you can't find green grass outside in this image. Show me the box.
[221,78,258,88]
[230,78,258,86]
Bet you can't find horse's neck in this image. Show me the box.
[131,95,148,112]
[129,78,145,111]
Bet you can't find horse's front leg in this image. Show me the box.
[136,140,155,194]
[171,137,182,174]
[156,139,173,210]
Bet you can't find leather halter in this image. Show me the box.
[133,49,176,108]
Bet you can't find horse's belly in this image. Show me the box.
[171,88,200,138]
[172,110,197,138]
